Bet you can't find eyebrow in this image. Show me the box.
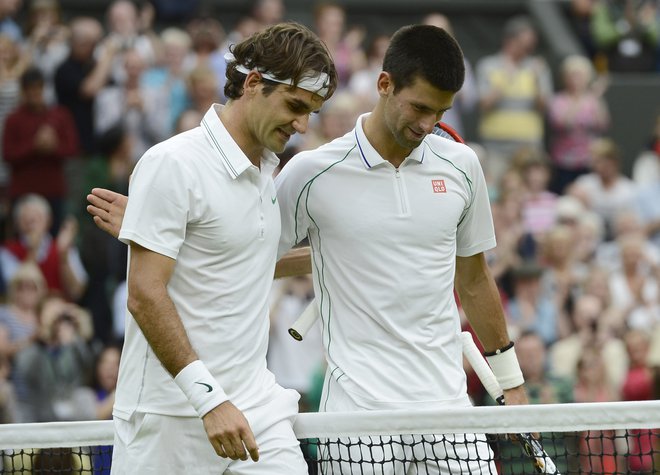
[287,97,320,114]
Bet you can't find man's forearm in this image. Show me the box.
[455,254,510,352]
[274,246,312,279]
[128,283,197,377]
[126,244,198,377]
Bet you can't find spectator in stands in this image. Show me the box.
[573,346,617,402]
[13,294,95,422]
[608,232,659,331]
[25,0,69,105]
[180,65,221,123]
[573,346,618,473]
[3,67,79,233]
[567,0,600,62]
[347,32,390,109]
[488,187,526,291]
[620,328,656,473]
[91,343,121,475]
[0,34,29,198]
[250,0,285,30]
[0,352,18,423]
[519,330,574,404]
[595,210,660,275]
[476,15,553,184]
[539,224,589,329]
[547,54,610,194]
[183,17,225,101]
[94,343,120,420]
[506,261,560,345]
[590,0,659,72]
[573,210,606,266]
[313,2,367,88]
[100,0,158,85]
[142,27,192,138]
[0,0,22,43]
[568,137,638,238]
[622,328,654,401]
[632,111,660,186]
[518,148,559,243]
[54,16,112,157]
[550,292,628,391]
[95,48,168,163]
[0,193,88,301]
[0,262,47,361]
[422,12,478,137]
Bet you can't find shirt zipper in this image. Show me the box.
[394,168,409,216]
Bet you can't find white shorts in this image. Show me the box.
[317,369,498,475]
[111,388,306,474]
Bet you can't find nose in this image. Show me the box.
[292,114,310,134]
[420,114,437,135]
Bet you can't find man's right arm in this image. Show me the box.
[88,188,313,278]
[126,242,259,462]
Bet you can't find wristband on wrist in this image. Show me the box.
[174,360,229,418]
[483,340,514,356]
[484,342,525,390]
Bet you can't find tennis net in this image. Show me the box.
[0,401,658,474]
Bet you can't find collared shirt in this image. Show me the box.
[275,113,496,409]
[115,104,281,419]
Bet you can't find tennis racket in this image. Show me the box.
[288,300,318,341]
[288,122,465,342]
[460,332,561,475]
[432,121,465,144]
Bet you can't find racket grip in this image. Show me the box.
[288,300,319,341]
[460,332,504,404]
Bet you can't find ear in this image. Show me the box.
[243,71,263,95]
[376,72,393,97]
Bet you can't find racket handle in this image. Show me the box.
[460,332,504,404]
[461,332,561,475]
[288,300,319,341]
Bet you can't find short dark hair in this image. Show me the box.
[224,22,338,101]
[382,24,465,94]
[20,67,45,89]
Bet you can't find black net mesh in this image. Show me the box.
[1,429,657,474]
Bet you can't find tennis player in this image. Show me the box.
[273,25,528,473]
[103,23,337,474]
[89,24,527,475]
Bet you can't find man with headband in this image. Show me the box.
[104,23,337,474]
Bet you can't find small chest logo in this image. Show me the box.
[432,179,447,193]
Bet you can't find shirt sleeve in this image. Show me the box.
[455,150,497,257]
[118,150,192,260]
[274,154,313,260]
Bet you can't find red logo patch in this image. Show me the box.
[432,179,446,193]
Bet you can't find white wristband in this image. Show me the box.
[174,360,229,418]
[485,346,525,390]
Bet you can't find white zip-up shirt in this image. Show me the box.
[115,105,282,419]
[276,113,496,410]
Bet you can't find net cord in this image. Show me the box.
[1,401,659,449]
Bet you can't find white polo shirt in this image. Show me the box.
[115,105,282,419]
[275,113,496,410]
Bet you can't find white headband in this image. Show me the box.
[224,52,330,98]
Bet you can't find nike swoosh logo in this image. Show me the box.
[271,196,277,204]
[195,382,213,393]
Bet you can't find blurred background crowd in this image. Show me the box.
[0,0,657,466]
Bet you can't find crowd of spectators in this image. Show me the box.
[0,2,657,468]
